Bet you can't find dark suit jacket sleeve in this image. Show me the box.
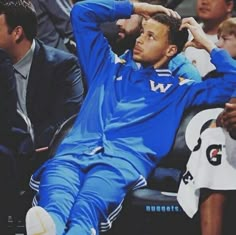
[33,52,84,148]
[0,49,18,149]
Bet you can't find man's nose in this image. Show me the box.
[215,39,223,48]
[116,19,125,26]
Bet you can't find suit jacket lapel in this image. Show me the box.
[26,40,44,116]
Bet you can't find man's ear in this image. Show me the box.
[13,26,24,43]
[166,44,178,58]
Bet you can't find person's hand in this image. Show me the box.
[218,98,236,139]
[216,111,224,127]
[180,17,216,53]
[222,102,236,137]
[133,2,180,19]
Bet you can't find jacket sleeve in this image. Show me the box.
[71,0,133,87]
[168,53,202,82]
[34,54,84,148]
[178,48,236,108]
[0,49,18,148]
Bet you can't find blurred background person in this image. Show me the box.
[184,0,235,77]
[0,0,84,192]
[0,49,18,234]
[31,0,76,54]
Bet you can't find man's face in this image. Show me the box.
[116,14,142,41]
[216,33,236,58]
[197,0,232,22]
[0,14,15,54]
[133,19,172,68]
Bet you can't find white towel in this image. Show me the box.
[225,131,236,165]
[177,127,236,218]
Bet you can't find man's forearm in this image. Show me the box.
[133,2,179,19]
[181,17,217,53]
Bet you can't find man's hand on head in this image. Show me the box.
[133,2,180,19]
[180,17,216,53]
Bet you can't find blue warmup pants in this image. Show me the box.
[31,153,146,235]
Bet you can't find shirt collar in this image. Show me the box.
[155,68,172,77]
[13,39,35,79]
[136,61,172,77]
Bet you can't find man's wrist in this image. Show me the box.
[133,2,151,16]
[133,2,143,15]
[204,41,217,53]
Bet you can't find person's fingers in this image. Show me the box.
[216,112,224,127]
[182,17,199,26]
[155,6,180,18]
[167,9,180,18]
[142,14,150,20]
[225,102,236,111]
[180,17,200,31]
[139,4,181,19]
[184,39,200,49]
[222,104,236,131]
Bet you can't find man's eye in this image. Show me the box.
[149,35,154,40]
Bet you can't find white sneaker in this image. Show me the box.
[25,206,56,235]
[91,228,96,235]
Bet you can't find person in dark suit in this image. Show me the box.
[0,49,17,150]
[31,0,76,54]
[0,48,18,234]
[0,0,84,189]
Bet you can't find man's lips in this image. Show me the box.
[198,7,210,13]
[117,31,125,39]
[133,45,143,53]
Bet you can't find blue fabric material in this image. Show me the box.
[63,0,236,171]
[31,0,236,234]
[120,50,202,82]
[232,90,236,97]
[31,153,147,235]
[169,53,202,82]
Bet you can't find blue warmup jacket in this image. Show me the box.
[55,0,236,178]
[232,90,236,97]
[120,50,202,82]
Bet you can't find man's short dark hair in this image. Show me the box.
[0,0,37,41]
[152,13,188,54]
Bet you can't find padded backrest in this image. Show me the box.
[48,114,78,157]
[148,105,223,192]
[158,105,223,170]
